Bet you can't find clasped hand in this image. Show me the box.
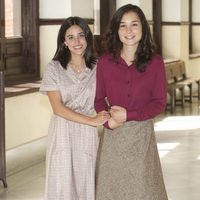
[92,110,110,126]
[108,106,127,129]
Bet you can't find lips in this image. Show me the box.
[74,45,83,49]
[125,35,135,40]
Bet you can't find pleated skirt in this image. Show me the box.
[96,120,168,200]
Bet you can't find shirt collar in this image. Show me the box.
[116,55,135,68]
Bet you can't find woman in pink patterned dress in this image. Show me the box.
[40,17,109,200]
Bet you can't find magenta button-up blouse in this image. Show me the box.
[94,53,167,125]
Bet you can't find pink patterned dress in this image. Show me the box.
[40,60,98,200]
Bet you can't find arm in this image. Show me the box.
[94,59,107,113]
[127,98,166,121]
[47,91,109,127]
[94,58,122,129]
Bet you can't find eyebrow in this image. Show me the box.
[120,20,138,23]
[66,31,84,37]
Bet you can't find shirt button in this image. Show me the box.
[128,94,130,97]
[127,80,130,84]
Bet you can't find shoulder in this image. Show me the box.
[97,53,115,70]
[144,54,165,75]
[89,63,97,74]
[45,60,64,72]
[98,52,113,63]
[42,60,65,79]
[151,54,164,65]
[47,60,62,68]
[148,54,164,69]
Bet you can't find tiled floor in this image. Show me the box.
[0,99,200,200]
[155,99,200,200]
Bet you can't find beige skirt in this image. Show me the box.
[96,120,168,200]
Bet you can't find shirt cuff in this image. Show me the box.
[103,121,112,130]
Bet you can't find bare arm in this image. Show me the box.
[47,91,109,127]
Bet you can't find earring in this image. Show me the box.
[62,43,67,49]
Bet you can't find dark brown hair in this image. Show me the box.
[53,16,96,69]
[106,4,156,72]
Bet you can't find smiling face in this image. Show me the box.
[64,25,87,57]
[118,11,142,48]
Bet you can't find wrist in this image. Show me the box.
[85,116,95,126]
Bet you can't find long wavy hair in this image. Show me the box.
[106,4,156,72]
[53,16,96,69]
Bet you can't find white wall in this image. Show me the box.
[192,27,200,53]
[39,0,72,74]
[5,93,51,149]
[162,0,181,22]
[162,0,188,22]
[116,0,152,20]
[40,25,60,77]
[162,0,188,59]
[117,0,140,9]
[39,0,71,18]
[71,0,93,18]
[139,0,152,21]
[192,0,200,22]
[189,58,200,78]
[162,26,181,59]
[181,0,189,21]
[94,0,100,34]
[13,0,21,36]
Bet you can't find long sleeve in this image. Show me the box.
[94,53,167,124]
[94,58,110,128]
[94,59,107,112]
[127,57,167,121]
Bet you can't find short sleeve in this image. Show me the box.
[39,61,59,95]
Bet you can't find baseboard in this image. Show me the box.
[6,137,47,176]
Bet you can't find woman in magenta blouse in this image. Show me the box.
[94,4,168,200]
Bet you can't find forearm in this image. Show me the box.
[47,91,98,126]
[94,97,107,113]
[127,101,166,121]
[53,103,94,126]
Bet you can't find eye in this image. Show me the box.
[79,32,86,38]
[132,23,138,26]
[67,35,74,40]
[119,24,126,28]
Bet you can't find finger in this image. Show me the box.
[101,110,109,115]
[111,105,121,109]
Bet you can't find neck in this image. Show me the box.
[70,56,85,65]
[121,46,136,65]
[69,57,86,74]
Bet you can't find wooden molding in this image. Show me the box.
[162,21,190,26]
[38,18,94,26]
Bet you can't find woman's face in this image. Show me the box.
[64,25,87,56]
[118,11,142,48]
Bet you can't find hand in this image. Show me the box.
[108,117,124,129]
[90,110,110,126]
[110,106,127,123]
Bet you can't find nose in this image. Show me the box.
[126,26,132,33]
[74,36,81,44]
